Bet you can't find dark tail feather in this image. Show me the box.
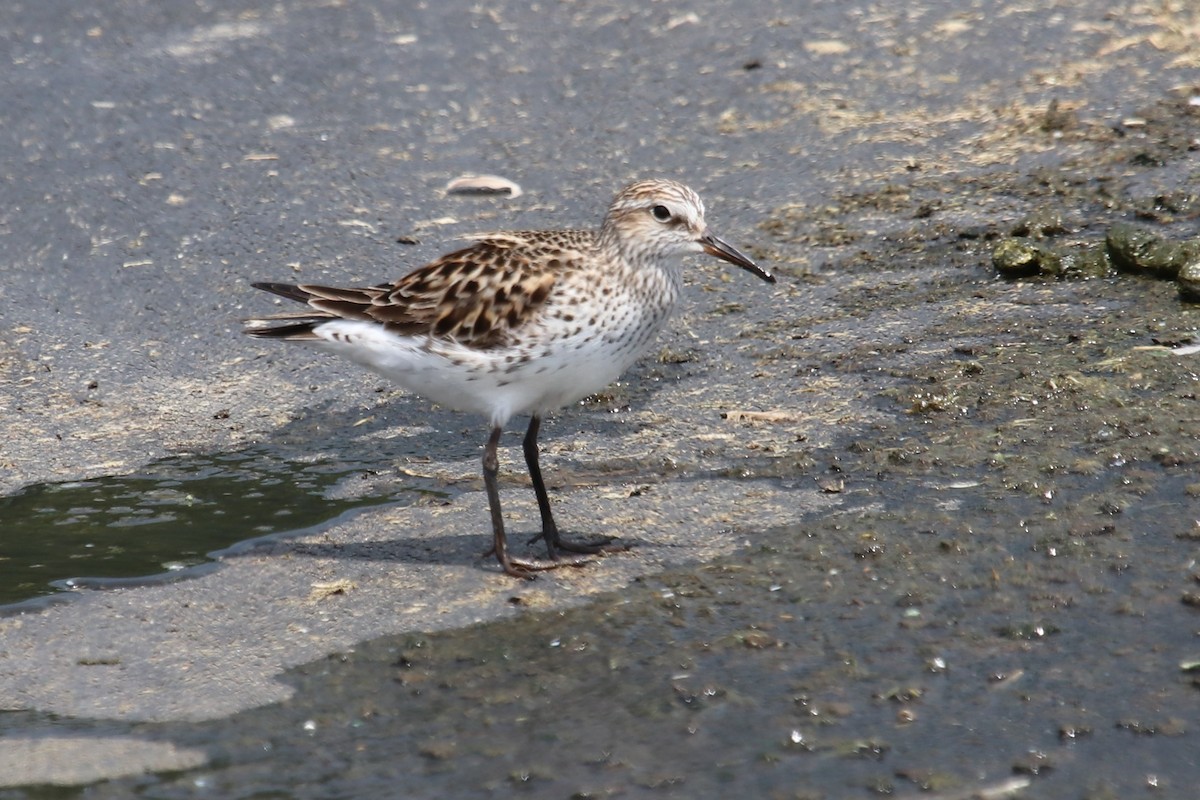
[246,282,320,338]
[251,282,315,304]
[243,320,321,339]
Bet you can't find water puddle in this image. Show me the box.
[0,449,437,611]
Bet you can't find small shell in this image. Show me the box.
[445,174,523,198]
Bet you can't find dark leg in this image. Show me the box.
[522,416,560,547]
[481,424,590,578]
[522,415,626,558]
[482,425,527,578]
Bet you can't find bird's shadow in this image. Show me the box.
[281,530,656,571]
[212,374,685,571]
[220,481,662,574]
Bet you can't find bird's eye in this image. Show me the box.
[650,205,672,223]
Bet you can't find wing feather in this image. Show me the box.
[245,232,592,348]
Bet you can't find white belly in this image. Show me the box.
[306,315,666,427]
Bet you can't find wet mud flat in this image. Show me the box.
[11,95,1200,798]
[4,0,1200,796]
[14,282,1197,799]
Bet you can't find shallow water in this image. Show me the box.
[0,449,432,610]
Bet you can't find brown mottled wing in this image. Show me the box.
[296,233,585,348]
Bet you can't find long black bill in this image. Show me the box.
[700,232,775,283]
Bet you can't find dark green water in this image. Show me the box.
[0,449,432,610]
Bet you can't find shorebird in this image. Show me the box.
[245,179,774,578]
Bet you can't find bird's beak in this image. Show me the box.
[700,232,775,283]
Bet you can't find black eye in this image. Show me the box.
[650,205,672,223]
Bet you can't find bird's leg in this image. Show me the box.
[481,425,589,578]
[522,415,626,557]
[522,416,561,547]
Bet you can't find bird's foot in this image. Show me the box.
[491,551,595,580]
[525,530,628,556]
[554,536,628,556]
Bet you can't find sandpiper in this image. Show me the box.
[245,179,774,578]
